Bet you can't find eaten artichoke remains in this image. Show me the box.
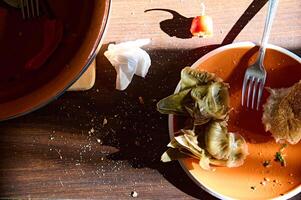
[157,67,248,170]
[262,80,301,144]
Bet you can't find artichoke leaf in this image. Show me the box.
[204,121,248,166]
[205,122,231,160]
[184,103,211,126]
[199,153,212,171]
[161,148,191,162]
[225,132,249,167]
[190,85,208,100]
[163,134,213,170]
[157,89,191,115]
[173,134,203,157]
[204,82,230,119]
[183,132,204,154]
[168,129,206,158]
[190,82,230,121]
[180,67,222,90]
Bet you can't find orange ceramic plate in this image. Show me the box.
[169,42,301,200]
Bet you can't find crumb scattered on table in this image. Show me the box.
[103,118,108,126]
[130,191,138,198]
[138,96,144,104]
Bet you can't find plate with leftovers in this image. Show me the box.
[157,42,301,200]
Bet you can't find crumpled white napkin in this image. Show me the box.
[104,39,151,90]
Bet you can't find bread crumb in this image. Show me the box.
[90,128,95,133]
[103,118,108,126]
[264,177,270,182]
[260,181,266,186]
[138,96,144,104]
[131,191,138,198]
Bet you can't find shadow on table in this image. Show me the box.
[145,0,268,43]
[0,0,277,199]
[95,46,219,200]
[99,0,269,198]
[96,0,271,199]
[144,8,193,39]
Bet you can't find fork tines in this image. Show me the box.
[241,72,266,110]
[20,0,40,19]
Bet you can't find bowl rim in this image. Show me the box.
[168,41,301,200]
[1,0,111,121]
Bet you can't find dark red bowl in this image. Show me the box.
[0,0,111,120]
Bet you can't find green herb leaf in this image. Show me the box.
[275,152,286,166]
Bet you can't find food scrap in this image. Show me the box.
[264,177,270,182]
[103,118,108,126]
[130,191,138,198]
[262,160,271,167]
[190,3,213,37]
[262,80,301,144]
[138,96,144,104]
[275,152,286,167]
[157,67,248,170]
[274,144,287,167]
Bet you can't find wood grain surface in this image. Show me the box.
[0,0,300,199]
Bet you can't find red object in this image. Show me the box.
[0,8,8,17]
[190,15,213,37]
[25,19,63,70]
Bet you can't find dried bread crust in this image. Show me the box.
[262,81,301,144]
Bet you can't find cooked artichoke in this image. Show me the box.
[205,122,248,167]
[157,68,230,124]
[156,89,192,115]
[223,132,249,167]
[161,129,212,170]
[159,67,248,170]
[209,132,248,168]
[191,82,230,120]
[205,122,231,160]
[161,126,248,170]
[180,67,222,90]
[262,81,301,144]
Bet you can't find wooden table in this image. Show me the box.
[0,0,300,199]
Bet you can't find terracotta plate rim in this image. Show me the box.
[168,41,301,200]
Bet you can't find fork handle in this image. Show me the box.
[258,0,279,66]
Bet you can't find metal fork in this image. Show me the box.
[241,0,279,110]
[20,0,40,19]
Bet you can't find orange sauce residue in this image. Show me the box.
[176,46,301,200]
